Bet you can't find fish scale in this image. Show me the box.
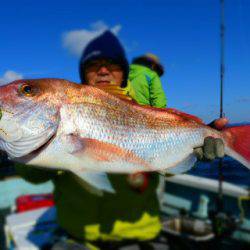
[66,102,205,164]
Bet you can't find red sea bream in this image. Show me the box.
[0,79,249,193]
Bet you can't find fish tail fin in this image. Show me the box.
[223,125,250,169]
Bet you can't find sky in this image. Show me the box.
[0,0,249,123]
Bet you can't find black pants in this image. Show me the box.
[43,227,168,250]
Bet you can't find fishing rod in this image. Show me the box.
[217,0,225,212]
[209,2,230,239]
[211,2,244,239]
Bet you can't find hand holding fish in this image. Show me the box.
[194,117,228,161]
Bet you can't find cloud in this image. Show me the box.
[62,21,122,56]
[0,70,23,86]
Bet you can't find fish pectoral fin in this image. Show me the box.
[72,170,115,195]
[68,136,151,169]
[161,154,197,176]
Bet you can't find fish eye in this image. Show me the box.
[19,84,34,97]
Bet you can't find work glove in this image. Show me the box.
[127,172,149,192]
[193,118,228,161]
[194,137,225,161]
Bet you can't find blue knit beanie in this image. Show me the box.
[79,30,129,87]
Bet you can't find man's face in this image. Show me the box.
[84,59,124,86]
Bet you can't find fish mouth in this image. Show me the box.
[0,110,58,159]
[0,102,60,160]
[0,108,23,144]
[0,127,57,160]
[0,107,14,116]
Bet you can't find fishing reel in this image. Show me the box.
[209,210,238,238]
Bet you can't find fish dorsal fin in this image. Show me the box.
[95,84,134,102]
[165,108,204,124]
[125,105,205,125]
[94,85,204,125]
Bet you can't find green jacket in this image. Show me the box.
[129,64,167,108]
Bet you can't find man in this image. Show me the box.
[78,30,226,249]
[129,53,167,108]
[78,30,163,249]
[16,30,226,250]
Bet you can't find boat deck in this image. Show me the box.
[0,174,249,249]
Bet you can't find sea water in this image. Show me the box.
[188,156,250,188]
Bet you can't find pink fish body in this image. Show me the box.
[0,79,249,193]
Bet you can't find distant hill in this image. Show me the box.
[227,122,250,127]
